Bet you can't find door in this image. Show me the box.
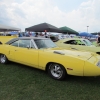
[8,39,39,68]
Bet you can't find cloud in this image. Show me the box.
[0,0,100,33]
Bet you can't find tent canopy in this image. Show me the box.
[0,24,21,31]
[59,26,79,35]
[25,23,61,32]
[79,32,92,37]
[9,31,19,35]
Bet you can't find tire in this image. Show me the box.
[0,54,8,64]
[47,63,66,80]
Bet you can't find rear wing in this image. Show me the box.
[0,36,17,44]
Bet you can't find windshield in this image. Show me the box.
[83,39,93,46]
[34,39,57,49]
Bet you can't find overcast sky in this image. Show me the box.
[0,0,100,33]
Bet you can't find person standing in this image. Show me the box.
[97,34,100,46]
[44,30,48,38]
[35,32,38,37]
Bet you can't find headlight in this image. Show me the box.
[97,61,100,67]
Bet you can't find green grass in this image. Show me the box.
[1,62,100,100]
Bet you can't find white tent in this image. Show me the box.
[0,24,21,31]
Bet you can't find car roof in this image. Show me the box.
[58,38,87,42]
[18,37,48,39]
[6,37,49,44]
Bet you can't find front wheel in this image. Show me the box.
[47,63,67,80]
[0,54,8,64]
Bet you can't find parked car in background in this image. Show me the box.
[56,38,100,53]
[0,37,100,80]
[56,38,95,46]
[49,35,59,42]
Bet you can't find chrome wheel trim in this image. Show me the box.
[0,55,6,63]
[50,64,63,79]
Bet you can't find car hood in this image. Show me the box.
[46,47,94,60]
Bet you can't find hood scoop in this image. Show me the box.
[54,51,65,55]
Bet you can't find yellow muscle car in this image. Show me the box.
[0,37,100,80]
[56,38,100,53]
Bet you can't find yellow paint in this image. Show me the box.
[0,36,16,43]
[0,40,100,76]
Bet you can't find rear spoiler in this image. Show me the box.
[0,36,16,44]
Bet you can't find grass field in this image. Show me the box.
[1,62,100,100]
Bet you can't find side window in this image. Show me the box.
[72,40,77,44]
[34,39,47,49]
[64,40,71,44]
[78,40,85,45]
[11,40,19,47]
[10,39,36,48]
[64,40,77,45]
[18,40,30,48]
[18,39,35,48]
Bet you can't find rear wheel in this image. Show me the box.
[0,54,8,64]
[47,63,66,80]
